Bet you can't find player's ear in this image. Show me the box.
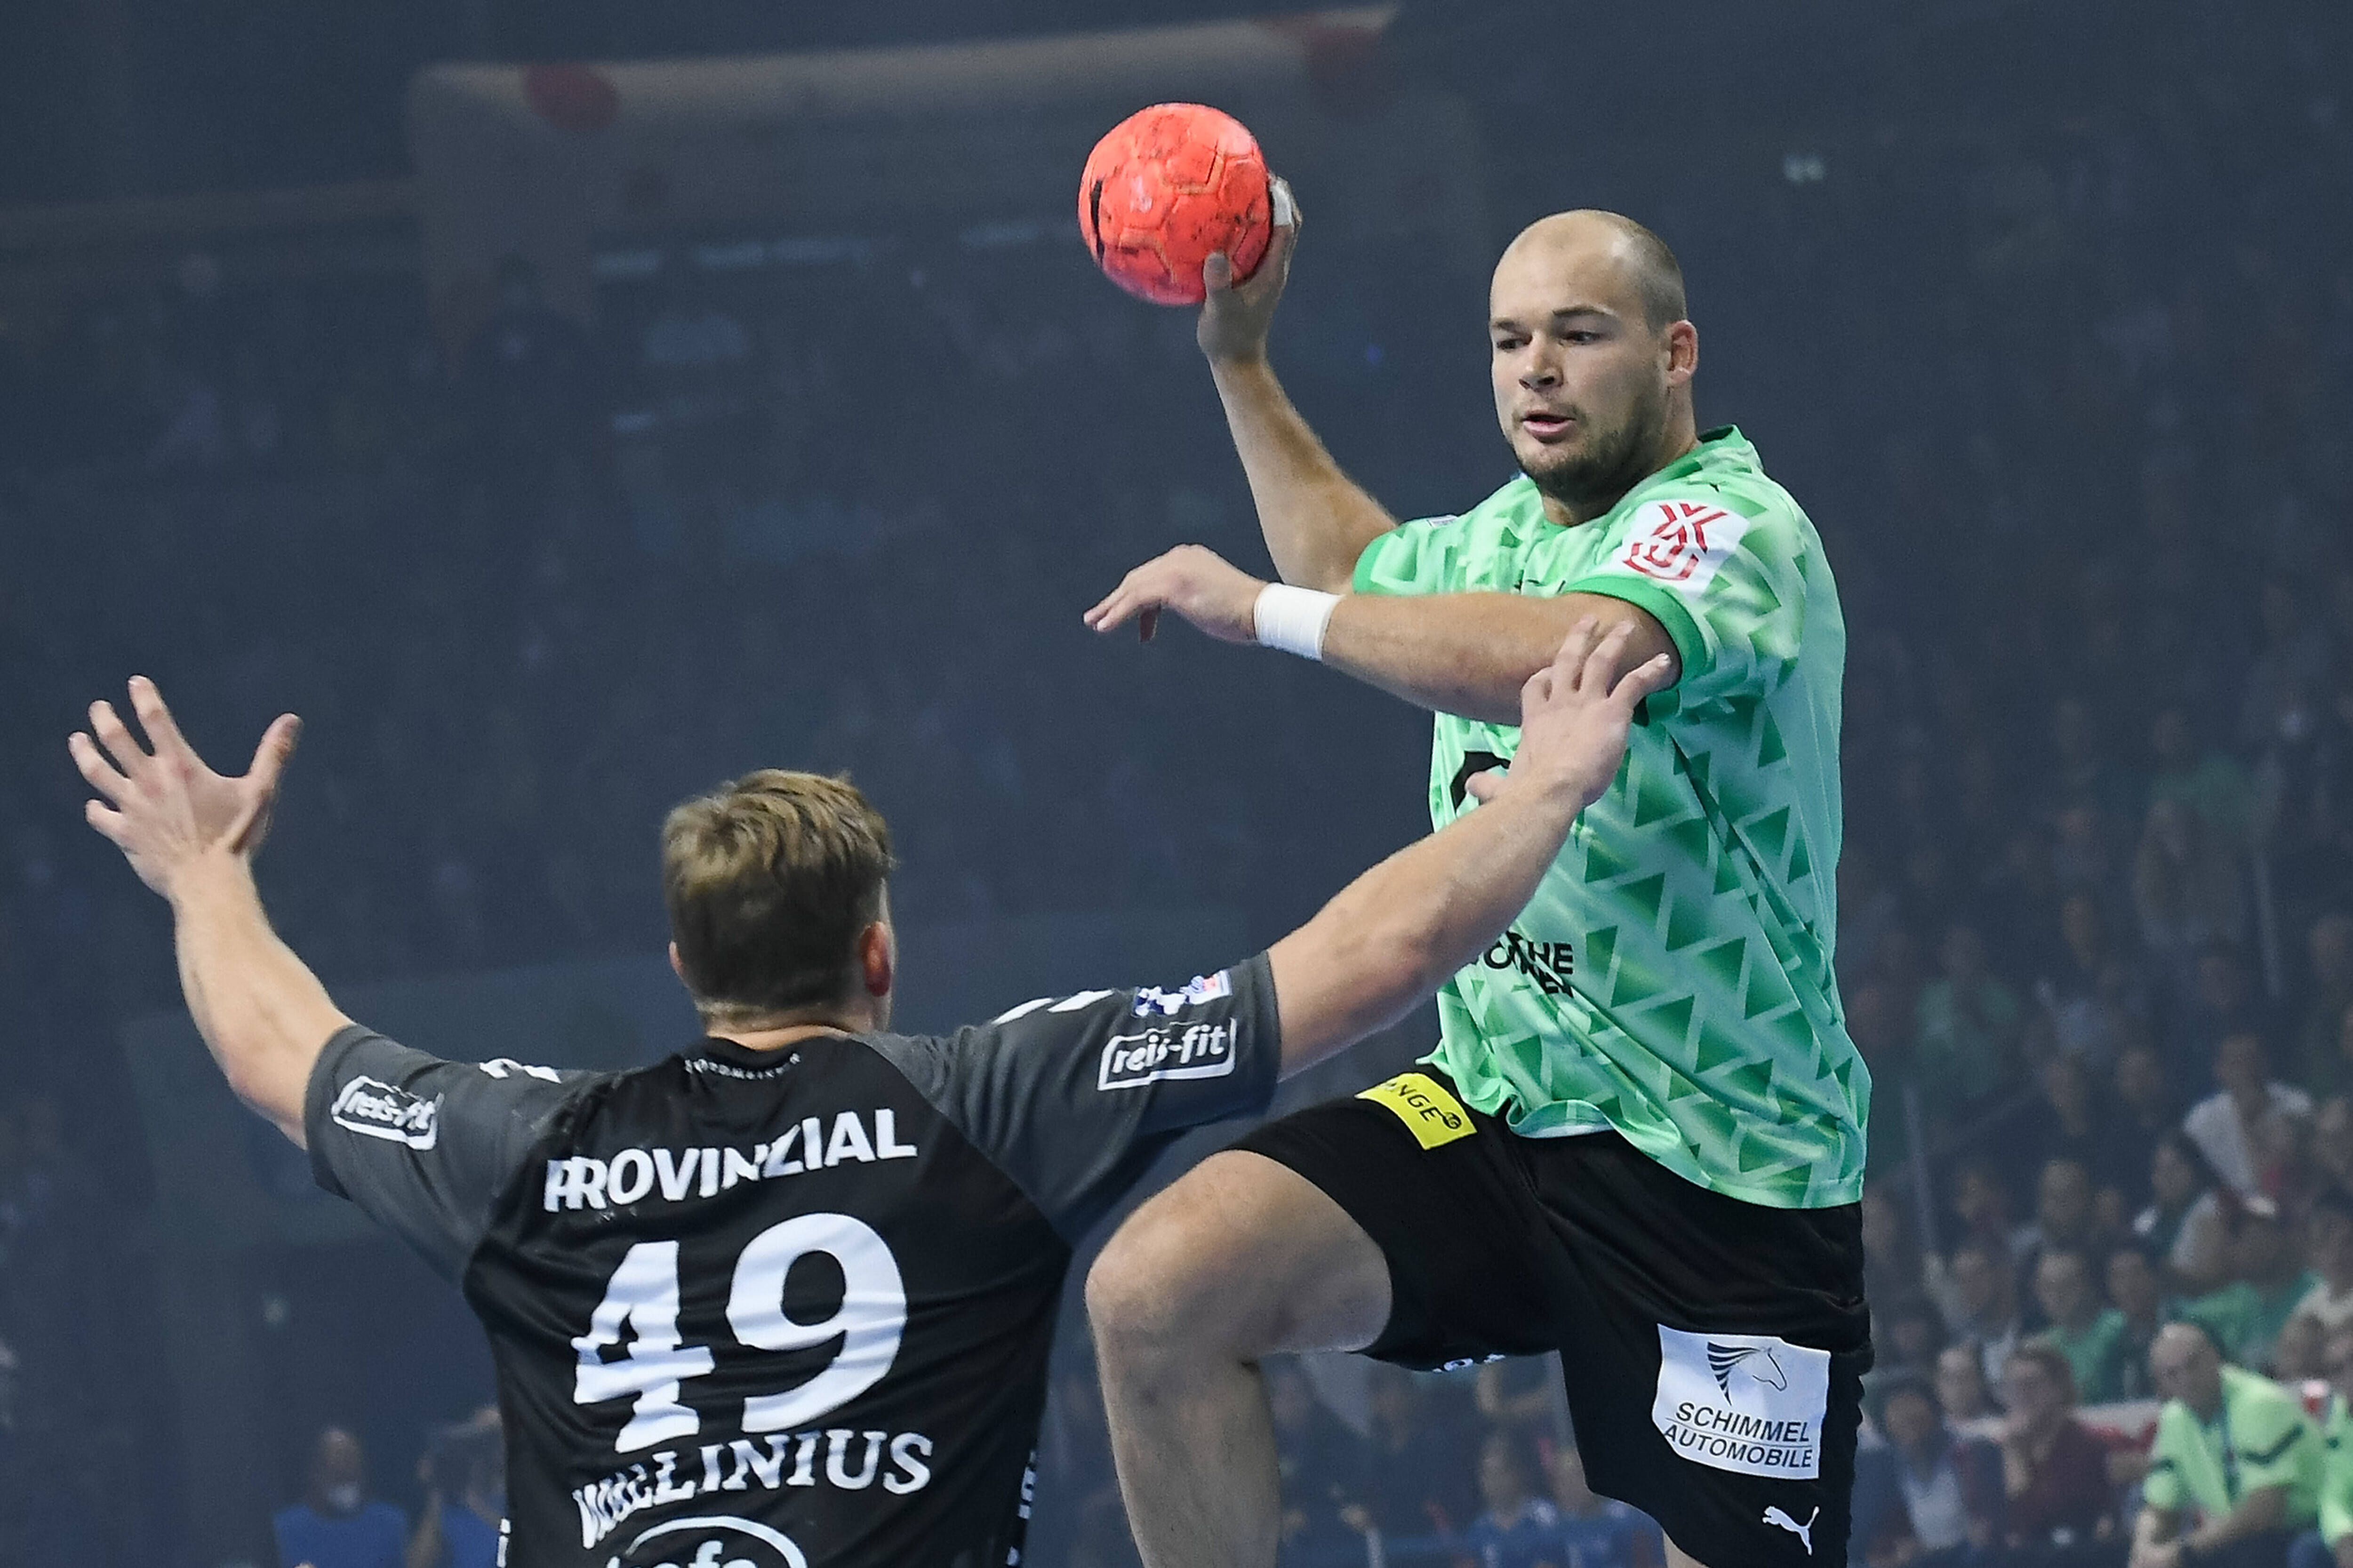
[666,941,687,985]
[1664,320,1698,386]
[857,921,894,1000]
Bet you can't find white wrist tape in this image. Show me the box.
[1253,583,1340,661]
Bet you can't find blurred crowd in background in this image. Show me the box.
[2,0,2352,1563]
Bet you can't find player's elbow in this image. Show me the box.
[1338,909,1452,1032]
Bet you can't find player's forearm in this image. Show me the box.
[168,851,352,1145]
[1270,773,1586,1075]
[1208,356,1395,593]
[1322,592,1676,726]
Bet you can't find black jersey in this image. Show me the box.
[302,954,1281,1568]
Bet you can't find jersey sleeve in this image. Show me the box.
[1561,492,1807,709]
[2233,1390,2315,1496]
[2321,1407,2353,1545]
[1352,515,1462,597]
[2142,1410,2189,1512]
[303,1025,592,1281]
[880,952,1282,1240]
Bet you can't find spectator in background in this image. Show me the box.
[2022,1159,2109,1312]
[1543,1444,1662,1568]
[1877,1293,1950,1389]
[1916,922,2023,1112]
[406,1407,502,1568]
[2034,893,2141,1070]
[2108,1242,2169,1401]
[2148,704,2255,843]
[2133,798,2246,987]
[2033,1248,2131,1404]
[1265,1360,1362,1560]
[2138,1132,2233,1295]
[2112,1044,2183,1206]
[1951,1158,2033,1263]
[2027,1057,2135,1200]
[1864,1190,1927,1313]
[2300,914,2353,1098]
[1940,1239,2026,1388]
[2185,1032,2315,1200]
[1937,1342,2001,1424]
[2291,1189,2353,1344]
[1998,1343,2119,1554]
[2286,1326,2353,1568]
[2047,696,2139,834]
[2176,947,2279,1077]
[1341,1368,1478,1542]
[1458,1430,1560,1568]
[1476,1355,1561,1442]
[1855,1375,2004,1564]
[273,1427,406,1568]
[2319,1095,2353,1197]
[2132,1322,2321,1568]
[2182,1200,2321,1372]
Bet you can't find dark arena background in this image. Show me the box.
[4,0,2352,1564]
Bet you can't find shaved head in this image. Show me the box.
[1500,211,1688,330]
[1487,210,1698,523]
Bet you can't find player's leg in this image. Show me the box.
[1085,1150,1390,1568]
[1088,1071,1553,1568]
[1525,1133,1871,1568]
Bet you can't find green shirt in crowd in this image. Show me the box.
[2036,1309,2131,1405]
[2322,1392,2353,1548]
[2144,1364,2322,1528]
[1354,427,1863,1208]
[2181,1273,2321,1372]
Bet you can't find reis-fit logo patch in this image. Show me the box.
[1652,1326,1829,1479]
[1097,1021,1235,1090]
[329,1076,441,1149]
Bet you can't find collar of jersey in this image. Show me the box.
[691,1031,857,1072]
[1488,424,1753,534]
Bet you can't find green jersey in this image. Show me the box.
[2321,1392,2353,1547]
[1353,427,1863,1208]
[2036,1308,2132,1404]
[2143,1365,2322,1528]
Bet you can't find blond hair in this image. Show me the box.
[661,770,895,1021]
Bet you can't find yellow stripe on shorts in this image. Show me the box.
[1357,1072,1476,1150]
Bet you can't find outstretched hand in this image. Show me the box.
[1083,544,1267,645]
[68,677,301,899]
[1465,619,1673,810]
[1197,176,1298,366]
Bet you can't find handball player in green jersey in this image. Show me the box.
[1082,187,1867,1568]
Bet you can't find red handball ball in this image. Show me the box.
[1078,104,1272,306]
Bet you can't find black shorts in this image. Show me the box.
[1233,1068,1872,1568]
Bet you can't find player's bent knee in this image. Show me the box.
[1086,1150,1388,1364]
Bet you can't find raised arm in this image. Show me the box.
[1266,618,1670,1073]
[69,679,343,1145]
[1196,183,1397,593]
[1084,547,1676,726]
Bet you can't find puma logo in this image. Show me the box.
[1763,1504,1818,1555]
[1709,1342,1788,1398]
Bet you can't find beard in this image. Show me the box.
[1515,377,1670,518]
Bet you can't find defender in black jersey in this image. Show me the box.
[67,623,1668,1568]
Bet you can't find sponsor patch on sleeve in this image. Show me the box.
[1356,1072,1476,1150]
[1609,498,1755,599]
[1096,1020,1237,1090]
[1130,970,1233,1017]
[329,1076,442,1150]
[1651,1325,1830,1479]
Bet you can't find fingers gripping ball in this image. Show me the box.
[1078,104,1272,306]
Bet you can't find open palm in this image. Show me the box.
[68,677,300,897]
